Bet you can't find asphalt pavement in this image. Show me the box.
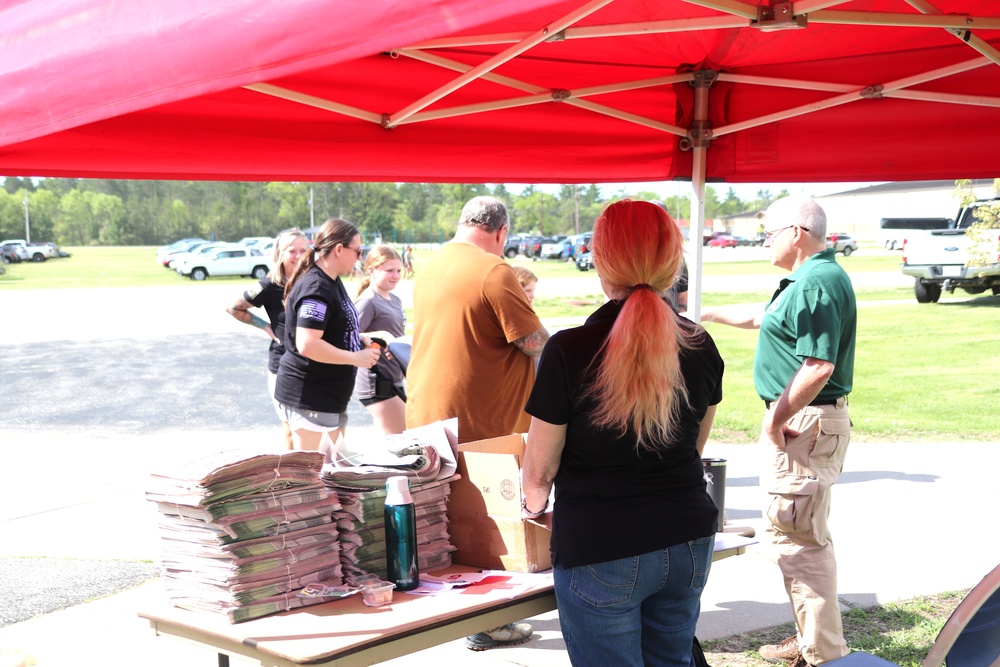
[1,277,997,666]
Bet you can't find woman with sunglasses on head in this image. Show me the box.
[226,228,309,449]
[353,245,408,434]
[274,219,381,461]
[521,199,724,667]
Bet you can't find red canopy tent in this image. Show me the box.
[2,0,998,313]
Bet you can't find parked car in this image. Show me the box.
[155,238,207,265]
[237,236,274,248]
[576,251,593,271]
[176,245,272,281]
[733,235,758,247]
[572,232,593,257]
[159,240,211,267]
[169,242,231,271]
[0,239,57,261]
[519,235,545,260]
[504,234,522,258]
[827,233,858,256]
[1,243,27,263]
[702,231,727,246]
[44,242,71,258]
[708,234,739,248]
[539,235,568,259]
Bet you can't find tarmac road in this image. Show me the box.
[2,278,999,666]
[1,283,377,627]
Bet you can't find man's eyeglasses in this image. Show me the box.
[764,225,810,242]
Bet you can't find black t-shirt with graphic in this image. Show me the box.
[275,266,362,414]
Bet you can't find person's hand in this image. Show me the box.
[355,345,381,369]
[762,409,800,449]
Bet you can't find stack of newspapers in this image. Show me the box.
[320,424,459,583]
[147,450,343,623]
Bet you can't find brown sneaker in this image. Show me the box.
[759,635,801,663]
[788,655,813,667]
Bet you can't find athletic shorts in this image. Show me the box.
[358,382,407,407]
[266,371,286,423]
[280,405,349,432]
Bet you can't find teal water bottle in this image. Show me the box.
[384,476,419,591]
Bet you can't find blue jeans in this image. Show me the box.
[553,536,715,667]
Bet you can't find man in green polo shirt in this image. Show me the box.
[702,196,856,667]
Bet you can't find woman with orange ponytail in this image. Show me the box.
[522,199,724,667]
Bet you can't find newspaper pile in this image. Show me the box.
[147,450,343,623]
[321,423,459,583]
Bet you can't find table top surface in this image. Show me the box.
[139,535,756,665]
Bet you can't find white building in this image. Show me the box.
[816,179,996,241]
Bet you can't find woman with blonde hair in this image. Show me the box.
[353,245,408,434]
[226,228,309,449]
[274,219,381,461]
[521,199,724,667]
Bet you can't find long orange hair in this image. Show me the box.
[584,199,694,450]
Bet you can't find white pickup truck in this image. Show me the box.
[901,198,1000,303]
[175,244,272,281]
[0,239,57,262]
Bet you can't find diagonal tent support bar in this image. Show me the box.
[243,83,384,124]
[807,10,1000,30]
[713,55,992,137]
[888,90,1000,107]
[384,0,614,128]
[409,14,746,50]
[409,4,1000,50]
[680,0,758,20]
[398,49,691,135]
[791,0,853,11]
[904,0,1000,67]
[400,74,694,129]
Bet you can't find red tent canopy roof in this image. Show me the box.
[1,0,998,183]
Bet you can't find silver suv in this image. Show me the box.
[827,233,858,256]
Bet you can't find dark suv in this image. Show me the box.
[504,235,522,259]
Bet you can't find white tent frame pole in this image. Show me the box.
[713,55,990,137]
[809,10,1000,29]
[408,7,999,50]
[398,49,690,135]
[903,0,1000,66]
[385,0,613,127]
[408,15,746,50]
[889,90,1000,107]
[688,79,710,324]
[242,83,383,124]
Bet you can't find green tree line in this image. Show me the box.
[0,177,776,246]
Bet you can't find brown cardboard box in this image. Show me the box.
[447,434,552,573]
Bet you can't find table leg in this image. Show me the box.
[218,653,230,667]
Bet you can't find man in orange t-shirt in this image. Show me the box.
[406,196,549,651]
[407,196,548,445]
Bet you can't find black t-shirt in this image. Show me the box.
[525,299,724,568]
[275,266,362,413]
[244,277,286,374]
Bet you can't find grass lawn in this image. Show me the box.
[702,297,1000,442]
[705,589,969,667]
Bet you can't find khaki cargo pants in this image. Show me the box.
[761,399,851,665]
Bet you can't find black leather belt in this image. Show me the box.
[765,398,843,409]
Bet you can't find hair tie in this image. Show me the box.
[633,283,654,292]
